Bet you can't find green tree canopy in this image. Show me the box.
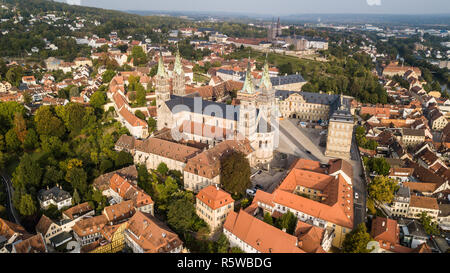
[419,212,440,236]
[102,70,116,83]
[18,193,37,216]
[34,106,65,138]
[368,176,399,204]
[342,223,372,253]
[220,151,251,196]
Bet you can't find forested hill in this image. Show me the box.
[1,0,189,37]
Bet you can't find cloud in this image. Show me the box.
[366,0,381,6]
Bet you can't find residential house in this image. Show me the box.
[37,186,72,210]
[195,185,234,230]
[124,211,183,253]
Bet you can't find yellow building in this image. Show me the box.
[89,222,128,253]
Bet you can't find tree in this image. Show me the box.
[65,167,88,196]
[102,70,116,83]
[154,176,179,208]
[89,91,107,109]
[419,212,440,236]
[148,117,157,133]
[276,211,297,234]
[18,194,37,216]
[100,159,113,173]
[5,129,21,152]
[167,197,197,233]
[366,157,390,176]
[69,86,80,98]
[368,176,399,203]
[263,212,274,226]
[72,188,81,205]
[216,233,230,253]
[23,128,38,150]
[34,106,65,138]
[13,112,27,143]
[131,46,148,66]
[114,151,133,168]
[12,153,43,191]
[220,151,251,196]
[134,110,145,120]
[342,223,372,253]
[136,84,147,106]
[157,162,169,176]
[43,204,62,220]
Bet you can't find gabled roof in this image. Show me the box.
[62,202,93,220]
[196,185,234,210]
[135,137,201,163]
[125,211,182,253]
[35,215,55,235]
[13,233,47,253]
[224,210,304,253]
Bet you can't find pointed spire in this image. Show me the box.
[260,52,272,91]
[157,47,167,78]
[242,58,255,94]
[174,43,183,75]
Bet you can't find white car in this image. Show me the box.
[246,189,256,197]
[355,192,359,199]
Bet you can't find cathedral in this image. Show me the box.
[155,50,278,166]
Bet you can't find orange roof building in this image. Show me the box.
[370,217,413,253]
[196,185,234,229]
[223,210,305,253]
[123,211,183,253]
[249,158,354,249]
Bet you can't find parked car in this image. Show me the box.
[355,192,359,199]
[254,184,264,190]
[246,189,256,196]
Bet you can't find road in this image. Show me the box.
[277,118,367,228]
[0,171,21,224]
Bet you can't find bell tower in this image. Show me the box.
[155,49,170,108]
[237,60,258,144]
[172,44,185,96]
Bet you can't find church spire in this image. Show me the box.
[260,52,272,92]
[174,43,183,75]
[241,58,255,94]
[157,47,167,78]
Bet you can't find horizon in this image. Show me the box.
[58,0,450,16]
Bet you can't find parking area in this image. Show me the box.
[251,168,288,194]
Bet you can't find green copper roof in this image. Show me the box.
[174,46,183,75]
[157,50,167,78]
[260,54,272,91]
[241,61,255,94]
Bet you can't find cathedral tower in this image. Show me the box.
[172,45,185,96]
[237,60,257,143]
[155,49,171,130]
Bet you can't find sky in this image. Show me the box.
[61,0,450,15]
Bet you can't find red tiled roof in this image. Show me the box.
[196,185,234,210]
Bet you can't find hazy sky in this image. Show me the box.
[62,0,450,15]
